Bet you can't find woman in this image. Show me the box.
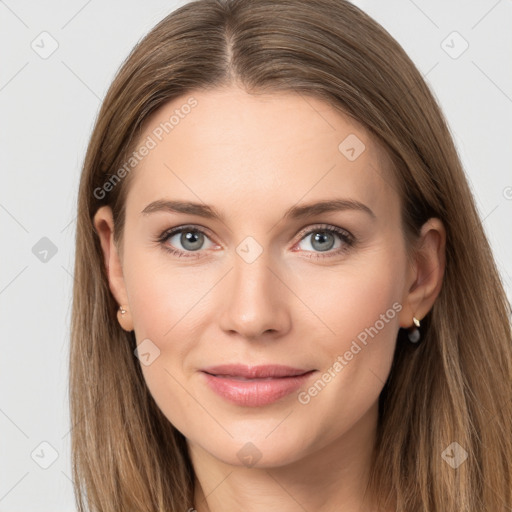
[70,0,512,510]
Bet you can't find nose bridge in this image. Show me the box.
[218,243,291,338]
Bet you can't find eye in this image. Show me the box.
[157,225,217,257]
[295,224,355,259]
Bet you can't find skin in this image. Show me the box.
[94,86,445,512]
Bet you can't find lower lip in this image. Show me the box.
[201,371,315,407]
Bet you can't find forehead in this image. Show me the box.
[125,87,400,222]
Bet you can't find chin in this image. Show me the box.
[203,433,310,469]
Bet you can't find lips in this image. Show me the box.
[201,364,312,379]
[200,364,316,407]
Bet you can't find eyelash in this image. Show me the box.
[156,224,355,260]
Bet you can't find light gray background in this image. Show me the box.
[1,0,511,510]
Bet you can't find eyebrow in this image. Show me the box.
[141,198,376,221]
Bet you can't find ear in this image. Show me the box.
[93,206,133,331]
[399,218,446,328]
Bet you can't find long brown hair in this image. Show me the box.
[70,0,512,510]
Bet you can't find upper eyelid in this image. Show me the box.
[296,224,352,240]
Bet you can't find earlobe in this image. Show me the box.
[117,304,134,332]
[93,206,133,331]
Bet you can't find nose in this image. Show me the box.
[218,252,292,341]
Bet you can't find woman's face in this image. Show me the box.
[101,86,415,468]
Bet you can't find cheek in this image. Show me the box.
[292,253,404,345]
[122,252,203,429]
[288,248,406,415]
[290,253,404,442]
[122,250,212,410]
[123,247,207,340]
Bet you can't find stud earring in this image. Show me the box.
[407,316,421,344]
[117,304,133,332]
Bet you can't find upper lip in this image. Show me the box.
[201,364,313,379]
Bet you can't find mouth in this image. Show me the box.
[200,364,316,407]
[201,363,314,379]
